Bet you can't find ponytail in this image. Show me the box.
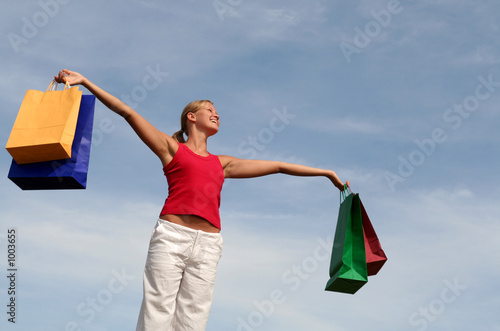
[172,130,186,143]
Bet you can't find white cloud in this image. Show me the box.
[301,116,386,135]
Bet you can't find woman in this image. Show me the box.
[55,69,349,331]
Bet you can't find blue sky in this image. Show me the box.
[1,1,499,330]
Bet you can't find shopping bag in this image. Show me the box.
[8,95,95,190]
[325,186,368,294]
[361,199,387,276]
[6,80,82,164]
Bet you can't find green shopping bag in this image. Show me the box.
[325,186,368,294]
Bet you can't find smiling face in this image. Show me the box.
[200,103,220,129]
[186,101,220,136]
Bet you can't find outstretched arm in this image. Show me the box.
[218,155,348,191]
[55,70,176,165]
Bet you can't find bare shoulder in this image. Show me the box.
[217,154,238,168]
[160,134,180,166]
[165,134,179,152]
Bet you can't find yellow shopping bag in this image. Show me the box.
[6,80,82,164]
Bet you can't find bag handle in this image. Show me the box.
[47,79,71,92]
[340,183,352,203]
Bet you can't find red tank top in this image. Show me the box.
[160,143,225,229]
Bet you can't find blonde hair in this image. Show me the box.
[172,100,214,143]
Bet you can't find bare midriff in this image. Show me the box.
[160,214,220,233]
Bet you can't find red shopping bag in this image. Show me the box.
[360,199,387,276]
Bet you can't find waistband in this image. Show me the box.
[157,218,222,238]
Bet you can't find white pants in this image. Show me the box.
[136,219,223,331]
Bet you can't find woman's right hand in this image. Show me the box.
[54,69,86,86]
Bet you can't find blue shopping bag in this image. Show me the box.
[8,95,96,190]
